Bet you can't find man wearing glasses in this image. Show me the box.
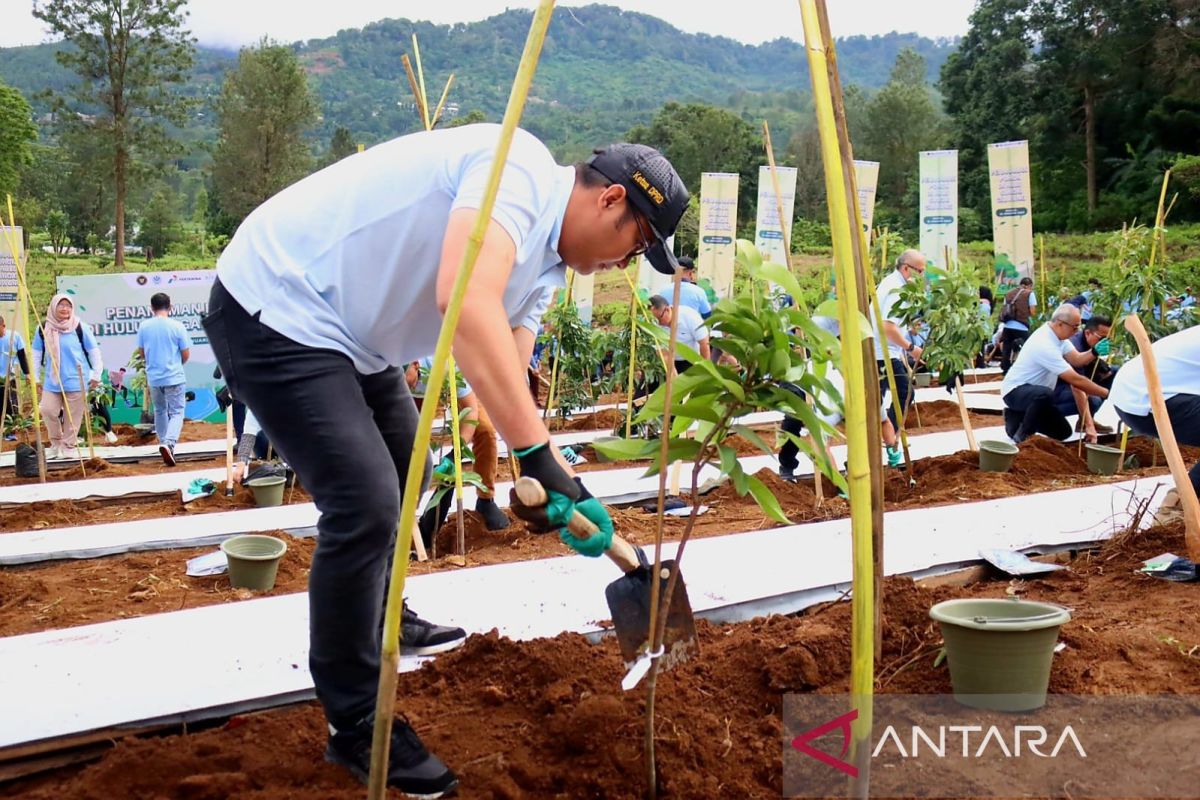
[1000,303,1110,444]
[873,249,926,467]
[203,125,688,796]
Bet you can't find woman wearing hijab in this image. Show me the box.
[32,294,104,459]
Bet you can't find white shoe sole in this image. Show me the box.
[400,636,467,657]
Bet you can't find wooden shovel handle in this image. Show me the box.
[1123,315,1200,559]
[513,476,642,572]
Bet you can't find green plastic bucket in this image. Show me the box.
[1085,443,1122,476]
[246,475,286,507]
[978,440,1019,473]
[220,534,288,590]
[914,372,933,388]
[930,598,1071,711]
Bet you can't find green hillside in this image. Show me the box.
[0,4,956,160]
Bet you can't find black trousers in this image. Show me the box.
[1004,383,1072,442]
[999,328,1030,373]
[1117,393,1200,495]
[878,358,912,432]
[778,382,805,473]
[203,280,429,730]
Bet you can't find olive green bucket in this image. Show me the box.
[221,534,288,590]
[914,372,933,388]
[930,598,1071,711]
[1085,443,1122,476]
[978,439,1019,473]
[246,475,286,507]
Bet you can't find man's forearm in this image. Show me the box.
[1063,370,1108,398]
[452,300,549,453]
[1072,386,1092,426]
[883,321,911,350]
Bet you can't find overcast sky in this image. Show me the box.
[2,1,972,49]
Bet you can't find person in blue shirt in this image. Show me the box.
[32,294,104,460]
[676,257,712,319]
[134,292,192,466]
[1,314,30,421]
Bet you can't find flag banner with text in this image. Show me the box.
[698,172,739,299]
[918,150,958,268]
[988,140,1034,288]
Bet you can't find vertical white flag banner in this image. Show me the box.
[697,172,739,299]
[853,160,880,236]
[638,235,675,299]
[755,165,797,266]
[918,150,958,268]
[572,271,595,326]
[0,227,22,334]
[987,140,1034,288]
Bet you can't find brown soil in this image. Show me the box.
[546,408,627,432]
[0,455,230,488]
[2,438,1190,640]
[106,421,226,447]
[0,533,316,637]
[0,482,312,533]
[5,520,1196,799]
[902,400,998,433]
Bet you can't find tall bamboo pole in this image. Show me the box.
[367,4,556,795]
[624,284,638,439]
[800,2,878,794]
[3,200,47,480]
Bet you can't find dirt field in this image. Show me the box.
[3,518,1195,799]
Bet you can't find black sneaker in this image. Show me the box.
[476,497,510,531]
[159,444,176,467]
[779,467,798,483]
[401,601,466,656]
[325,715,458,798]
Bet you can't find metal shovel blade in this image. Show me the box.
[605,558,698,670]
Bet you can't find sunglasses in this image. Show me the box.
[630,211,656,259]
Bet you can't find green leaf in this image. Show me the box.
[718,444,738,477]
[672,399,723,425]
[731,424,774,455]
[745,474,790,524]
[728,458,749,495]
[757,261,803,303]
[592,437,657,461]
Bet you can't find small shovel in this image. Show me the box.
[513,476,698,671]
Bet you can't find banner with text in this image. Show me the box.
[987,140,1034,288]
[698,172,739,299]
[853,161,880,237]
[57,270,223,423]
[0,227,22,336]
[918,150,958,268]
[572,271,595,326]
[755,165,798,266]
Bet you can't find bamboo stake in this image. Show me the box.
[77,364,95,460]
[2,198,46,481]
[224,404,234,496]
[1038,234,1047,311]
[412,35,432,131]
[1116,427,1130,474]
[447,355,466,559]
[643,268,684,800]
[543,273,574,419]
[368,5,555,795]
[624,285,638,439]
[429,75,456,129]
[800,3,877,793]
[1124,314,1200,560]
[763,120,825,507]
[400,56,428,128]
[952,375,978,452]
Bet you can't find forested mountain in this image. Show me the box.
[0,4,956,160]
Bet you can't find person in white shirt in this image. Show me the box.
[1000,303,1109,443]
[873,249,925,467]
[648,293,710,374]
[202,124,688,795]
[1110,325,1200,523]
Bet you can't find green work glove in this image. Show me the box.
[1093,338,1111,357]
[433,454,455,478]
[558,493,615,558]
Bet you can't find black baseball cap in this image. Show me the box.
[678,256,695,271]
[587,143,690,275]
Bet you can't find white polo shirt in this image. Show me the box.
[669,305,708,352]
[872,269,910,360]
[1109,326,1200,417]
[216,124,569,374]
[1000,323,1074,397]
